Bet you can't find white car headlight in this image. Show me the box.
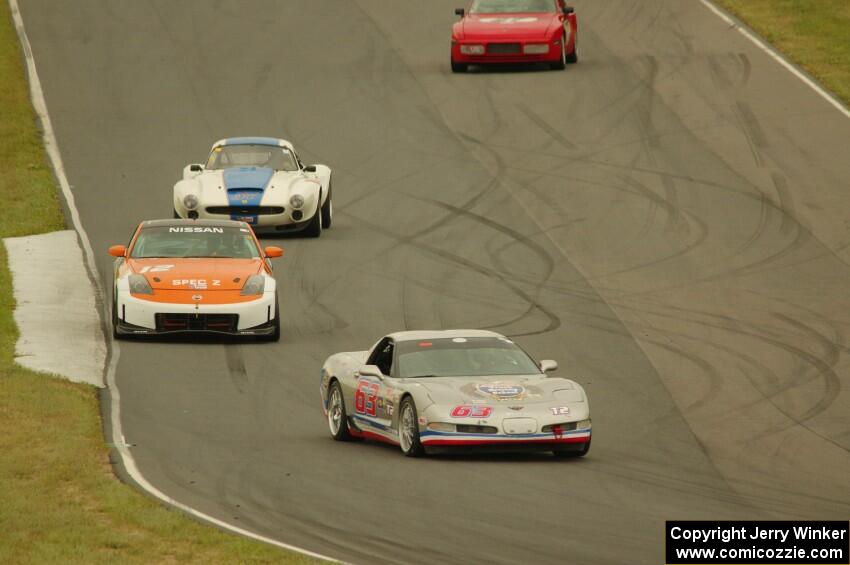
[575,419,591,430]
[460,44,485,55]
[427,422,456,432]
[523,43,550,54]
[183,194,199,210]
[289,194,305,209]
[240,274,265,296]
[128,274,153,295]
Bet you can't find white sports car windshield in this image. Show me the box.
[130,226,261,259]
[470,0,555,14]
[396,337,542,378]
[206,144,298,171]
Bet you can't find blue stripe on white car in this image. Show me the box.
[223,167,274,224]
[222,136,282,146]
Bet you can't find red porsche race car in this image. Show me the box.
[451,0,577,72]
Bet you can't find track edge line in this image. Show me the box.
[7,0,339,561]
[699,0,850,120]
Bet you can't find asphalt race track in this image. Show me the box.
[19,1,850,563]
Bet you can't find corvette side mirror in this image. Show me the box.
[303,165,317,173]
[357,365,384,379]
[562,6,574,15]
[455,8,465,17]
[189,164,203,172]
[539,359,558,373]
[108,245,127,257]
[264,246,284,258]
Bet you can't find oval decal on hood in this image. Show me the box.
[476,383,526,399]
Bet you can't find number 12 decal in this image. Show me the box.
[355,380,380,417]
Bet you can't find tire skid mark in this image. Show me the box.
[516,102,577,150]
[736,188,774,253]
[225,345,248,394]
[733,101,768,167]
[416,196,558,335]
[608,297,846,447]
[337,209,561,337]
[770,172,796,235]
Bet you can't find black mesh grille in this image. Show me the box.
[205,206,284,215]
[487,43,521,54]
[155,313,238,332]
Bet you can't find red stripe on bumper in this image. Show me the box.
[422,435,590,446]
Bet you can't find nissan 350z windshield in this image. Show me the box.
[130,226,261,259]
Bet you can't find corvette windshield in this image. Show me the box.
[470,0,555,14]
[206,144,298,171]
[396,337,542,378]
[130,226,261,259]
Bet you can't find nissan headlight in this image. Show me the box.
[523,43,549,54]
[459,44,485,55]
[289,194,304,209]
[128,274,153,295]
[240,274,265,296]
[183,194,199,210]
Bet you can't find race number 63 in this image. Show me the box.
[355,381,380,416]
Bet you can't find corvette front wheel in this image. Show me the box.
[399,397,425,457]
[327,381,353,441]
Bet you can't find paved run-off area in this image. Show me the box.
[4,231,104,386]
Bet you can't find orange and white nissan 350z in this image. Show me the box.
[108,219,283,340]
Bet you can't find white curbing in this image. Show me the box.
[4,231,105,387]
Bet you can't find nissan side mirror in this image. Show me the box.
[357,365,384,379]
[189,164,203,172]
[539,359,558,373]
[108,245,127,257]
[264,246,284,258]
[455,8,465,16]
[303,165,317,173]
[562,6,574,15]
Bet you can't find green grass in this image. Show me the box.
[0,2,320,563]
[716,0,850,106]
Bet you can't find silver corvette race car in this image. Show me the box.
[320,330,591,457]
[173,137,332,237]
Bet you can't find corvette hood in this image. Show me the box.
[460,13,559,40]
[126,258,264,291]
[415,375,584,405]
[193,168,318,206]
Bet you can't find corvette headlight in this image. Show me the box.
[427,422,456,432]
[523,43,549,54]
[289,194,304,209]
[240,274,265,296]
[575,419,592,430]
[460,44,485,55]
[183,194,199,210]
[128,274,153,295]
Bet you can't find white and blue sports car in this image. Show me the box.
[173,137,332,237]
